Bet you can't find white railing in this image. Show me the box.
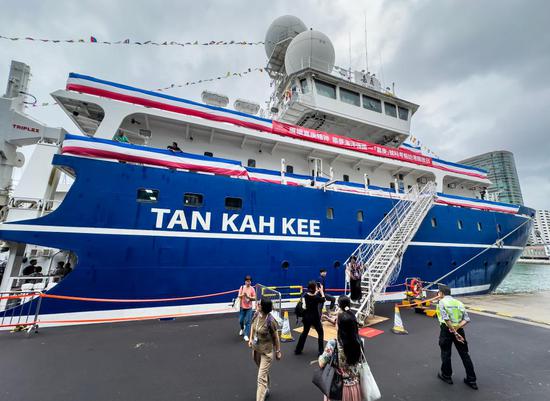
[346,182,437,324]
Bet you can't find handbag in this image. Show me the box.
[312,342,343,400]
[294,293,305,320]
[359,349,381,401]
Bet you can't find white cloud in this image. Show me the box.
[1,0,548,209]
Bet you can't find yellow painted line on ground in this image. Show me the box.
[496,312,515,318]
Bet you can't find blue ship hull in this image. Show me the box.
[0,155,532,316]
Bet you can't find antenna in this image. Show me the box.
[348,32,352,80]
[364,13,369,73]
[379,50,386,91]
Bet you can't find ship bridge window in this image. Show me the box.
[314,79,336,99]
[384,102,397,117]
[247,159,256,168]
[340,88,360,106]
[362,95,382,113]
[137,188,159,203]
[343,174,350,182]
[225,197,242,210]
[300,78,310,94]
[184,193,203,207]
[286,165,294,174]
[204,152,214,157]
[398,106,409,121]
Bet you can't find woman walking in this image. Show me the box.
[248,298,282,401]
[318,309,363,401]
[295,281,325,356]
[346,256,363,301]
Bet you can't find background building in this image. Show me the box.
[459,150,524,205]
[528,209,550,245]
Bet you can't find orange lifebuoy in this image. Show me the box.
[408,278,422,297]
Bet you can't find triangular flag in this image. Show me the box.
[90,36,97,43]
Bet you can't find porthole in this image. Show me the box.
[333,261,341,269]
[427,260,433,267]
[184,193,203,207]
[137,188,159,203]
[225,197,242,210]
[451,261,457,267]
[281,260,290,269]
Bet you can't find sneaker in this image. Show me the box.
[243,335,249,342]
[239,329,243,336]
[437,373,453,385]
[464,378,478,390]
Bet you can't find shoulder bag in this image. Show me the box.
[312,342,343,400]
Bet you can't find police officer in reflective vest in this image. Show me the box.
[436,284,478,390]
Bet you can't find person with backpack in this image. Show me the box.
[294,281,325,356]
[248,298,282,401]
[318,308,363,401]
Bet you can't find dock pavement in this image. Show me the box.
[1,302,549,401]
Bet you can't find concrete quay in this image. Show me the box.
[1,302,549,401]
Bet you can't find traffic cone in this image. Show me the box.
[280,311,294,342]
[391,305,408,334]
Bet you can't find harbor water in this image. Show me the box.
[495,262,550,294]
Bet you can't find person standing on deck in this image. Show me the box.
[346,256,363,302]
[113,130,129,143]
[238,275,256,342]
[436,284,478,390]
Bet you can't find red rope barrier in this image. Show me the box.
[40,288,239,303]
[0,306,234,329]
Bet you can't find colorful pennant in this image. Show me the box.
[0,35,264,46]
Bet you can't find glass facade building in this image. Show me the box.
[459,151,524,205]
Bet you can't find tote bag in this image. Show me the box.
[312,344,343,400]
[360,350,381,401]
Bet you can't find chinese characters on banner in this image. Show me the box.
[271,121,433,167]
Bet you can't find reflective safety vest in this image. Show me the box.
[436,296,465,327]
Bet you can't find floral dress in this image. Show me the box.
[318,339,363,401]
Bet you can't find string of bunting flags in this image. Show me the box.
[25,66,266,108]
[0,35,264,46]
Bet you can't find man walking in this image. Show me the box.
[237,275,256,342]
[436,284,478,390]
[317,269,335,311]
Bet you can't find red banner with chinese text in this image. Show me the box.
[271,121,432,167]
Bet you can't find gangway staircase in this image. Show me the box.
[347,182,437,325]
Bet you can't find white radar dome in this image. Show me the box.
[284,30,335,75]
[264,15,307,58]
